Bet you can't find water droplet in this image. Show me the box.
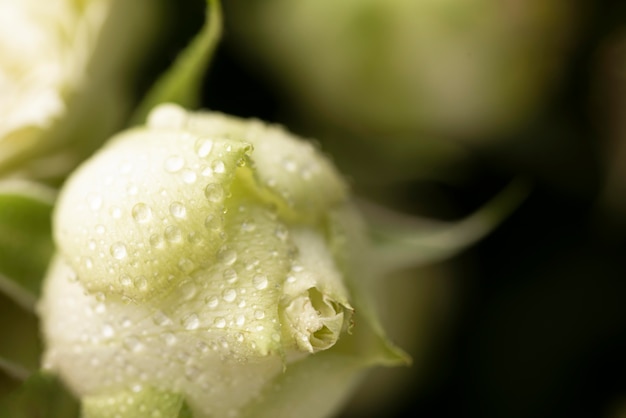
[182,313,199,330]
[282,158,297,173]
[127,184,138,195]
[178,280,197,300]
[67,269,78,282]
[236,315,245,327]
[95,224,106,234]
[182,169,197,184]
[212,160,225,174]
[206,295,219,308]
[214,317,226,329]
[196,341,209,353]
[147,103,187,129]
[152,310,172,326]
[163,333,177,346]
[217,247,237,266]
[123,336,144,352]
[102,324,114,338]
[134,276,148,291]
[84,257,93,270]
[120,275,132,287]
[204,184,224,203]
[110,206,122,219]
[110,242,128,260]
[149,234,164,248]
[253,274,268,290]
[164,225,182,243]
[169,202,187,218]
[223,269,237,283]
[164,155,184,173]
[254,310,266,320]
[286,275,296,284]
[195,139,214,158]
[274,225,288,241]
[241,219,256,232]
[222,289,236,302]
[187,231,203,245]
[87,194,103,211]
[177,258,194,273]
[204,214,221,231]
[88,240,97,250]
[132,203,152,223]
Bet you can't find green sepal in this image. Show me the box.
[82,386,190,418]
[132,0,222,124]
[366,178,531,274]
[0,180,55,311]
[0,372,79,418]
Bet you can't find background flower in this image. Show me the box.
[0,0,158,182]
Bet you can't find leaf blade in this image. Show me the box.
[131,0,222,124]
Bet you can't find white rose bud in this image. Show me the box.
[39,104,406,417]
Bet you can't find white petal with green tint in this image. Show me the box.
[41,104,407,418]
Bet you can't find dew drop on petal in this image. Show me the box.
[253,274,268,290]
[84,257,93,270]
[149,234,164,248]
[204,184,224,203]
[182,169,197,184]
[87,194,103,211]
[110,242,128,260]
[152,310,172,326]
[217,247,237,266]
[178,280,197,300]
[110,206,122,219]
[163,333,177,346]
[254,310,265,320]
[211,160,225,174]
[120,275,132,287]
[164,225,182,243]
[169,202,187,218]
[182,313,200,330]
[222,289,236,302]
[134,276,148,291]
[223,269,237,283]
[102,324,114,338]
[206,296,219,308]
[214,317,226,329]
[195,139,214,158]
[164,155,184,173]
[132,203,152,223]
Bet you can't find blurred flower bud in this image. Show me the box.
[39,104,406,417]
[226,0,577,176]
[0,0,157,181]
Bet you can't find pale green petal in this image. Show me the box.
[82,386,188,418]
[53,126,252,301]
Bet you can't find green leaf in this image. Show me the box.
[82,387,190,418]
[0,180,55,311]
[0,291,42,383]
[0,372,79,418]
[366,178,531,274]
[131,0,222,124]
